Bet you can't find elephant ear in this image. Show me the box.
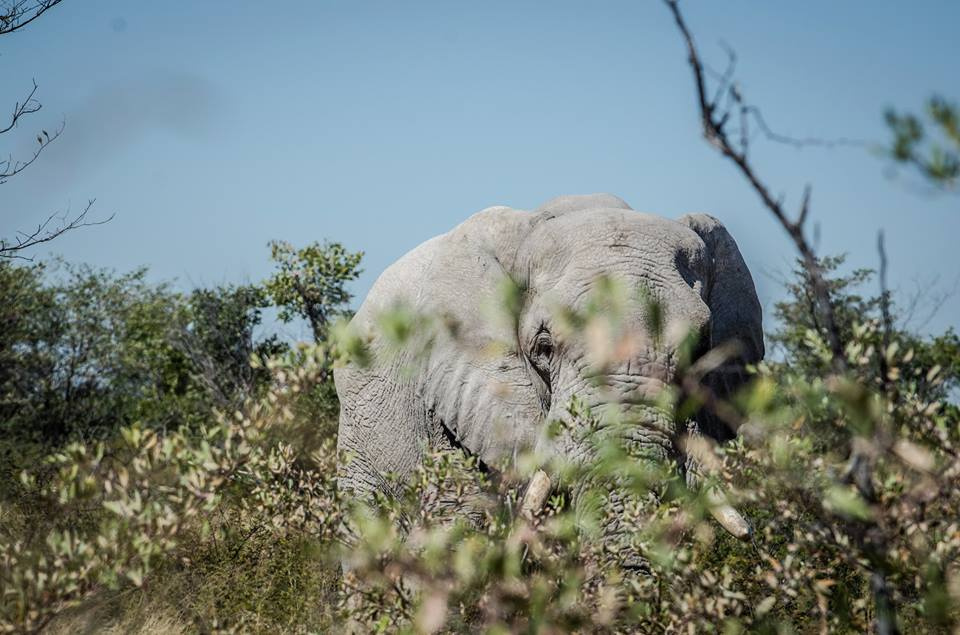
[336,205,542,497]
[678,213,764,441]
[411,207,546,467]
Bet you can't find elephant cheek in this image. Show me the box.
[474,400,543,466]
[435,373,544,469]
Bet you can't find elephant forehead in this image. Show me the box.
[525,209,707,284]
[530,208,705,256]
[535,193,633,215]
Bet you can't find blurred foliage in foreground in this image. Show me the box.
[0,245,959,634]
[886,95,960,190]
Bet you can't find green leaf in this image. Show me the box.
[823,485,872,521]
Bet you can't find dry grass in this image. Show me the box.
[47,594,189,635]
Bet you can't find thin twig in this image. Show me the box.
[0,79,41,135]
[797,185,812,228]
[745,105,874,150]
[0,0,65,35]
[876,231,896,401]
[0,117,64,183]
[1,200,114,260]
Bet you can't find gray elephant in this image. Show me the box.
[334,193,763,545]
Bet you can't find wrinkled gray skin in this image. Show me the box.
[335,194,763,544]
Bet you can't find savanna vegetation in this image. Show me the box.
[2,1,959,633]
[2,233,958,634]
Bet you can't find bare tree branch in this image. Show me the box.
[745,105,874,150]
[663,2,899,631]
[0,0,63,35]
[876,231,897,398]
[0,200,113,260]
[898,273,959,332]
[0,79,40,135]
[0,2,111,257]
[0,116,63,184]
[1,5,69,184]
[699,39,873,154]
[797,184,812,228]
[0,77,66,185]
[663,0,845,370]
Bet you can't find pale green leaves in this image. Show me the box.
[823,485,872,521]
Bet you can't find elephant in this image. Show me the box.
[334,193,763,550]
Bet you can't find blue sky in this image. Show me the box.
[4,1,958,340]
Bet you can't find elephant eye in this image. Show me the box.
[530,330,553,365]
[529,329,554,400]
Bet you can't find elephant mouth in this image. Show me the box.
[519,467,750,542]
[526,384,753,542]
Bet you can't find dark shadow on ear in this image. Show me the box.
[679,213,764,441]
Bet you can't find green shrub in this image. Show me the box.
[2,252,957,633]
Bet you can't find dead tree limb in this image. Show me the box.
[663,0,845,370]
[663,2,899,632]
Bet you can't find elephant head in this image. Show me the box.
[335,193,763,542]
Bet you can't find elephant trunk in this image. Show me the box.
[535,384,750,543]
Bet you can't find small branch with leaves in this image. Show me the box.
[886,96,960,191]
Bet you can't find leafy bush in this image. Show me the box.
[0,348,341,633]
[0,261,286,451]
[1,253,956,633]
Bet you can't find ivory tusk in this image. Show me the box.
[519,470,552,520]
[706,486,752,540]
